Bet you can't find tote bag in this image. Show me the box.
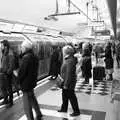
[56,74,64,88]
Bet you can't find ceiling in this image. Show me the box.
[0,0,114,37]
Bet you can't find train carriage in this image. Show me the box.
[0,31,68,98]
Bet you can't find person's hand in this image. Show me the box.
[13,70,18,77]
[63,86,67,89]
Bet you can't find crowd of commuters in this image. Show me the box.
[0,39,119,120]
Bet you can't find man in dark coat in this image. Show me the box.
[49,46,60,80]
[0,40,15,107]
[58,45,80,117]
[104,42,114,81]
[18,40,42,120]
[81,48,92,83]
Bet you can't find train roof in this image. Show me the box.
[0,32,26,42]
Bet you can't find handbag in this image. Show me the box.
[56,74,64,88]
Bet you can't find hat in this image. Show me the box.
[62,45,74,56]
[21,40,33,50]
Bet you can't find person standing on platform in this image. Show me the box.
[81,47,92,84]
[58,45,80,117]
[49,46,60,80]
[104,42,114,81]
[116,40,120,68]
[17,40,43,120]
[0,40,15,107]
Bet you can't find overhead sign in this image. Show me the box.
[88,21,104,27]
[96,35,110,40]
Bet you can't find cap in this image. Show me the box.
[62,45,74,56]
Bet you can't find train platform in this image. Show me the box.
[0,58,120,120]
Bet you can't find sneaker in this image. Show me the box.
[58,109,67,113]
[70,112,80,117]
[36,114,43,120]
[0,100,9,106]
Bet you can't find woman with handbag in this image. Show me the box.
[58,45,80,117]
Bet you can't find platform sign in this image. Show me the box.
[96,35,110,40]
[23,25,37,33]
[88,21,104,27]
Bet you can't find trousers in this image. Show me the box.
[1,74,13,103]
[23,90,42,120]
[61,89,80,113]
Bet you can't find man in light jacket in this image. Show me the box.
[58,45,80,117]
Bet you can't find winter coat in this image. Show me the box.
[104,46,113,69]
[60,55,77,90]
[18,50,38,92]
[82,48,91,57]
[81,56,92,78]
[0,49,15,88]
[49,50,60,76]
[116,43,120,57]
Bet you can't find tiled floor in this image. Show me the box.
[0,76,119,120]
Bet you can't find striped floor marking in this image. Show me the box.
[0,77,50,109]
[19,108,92,120]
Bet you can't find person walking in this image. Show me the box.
[17,40,43,120]
[58,45,80,117]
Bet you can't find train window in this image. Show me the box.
[44,44,48,58]
[38,42,44,60]
[44,43,52,58]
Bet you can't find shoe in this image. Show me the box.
[36,114,43,120]
[70,112,80,117]
[6,102,13,108]
[0,100,9,106]
[49,77,54,80]
[58,109,67,113]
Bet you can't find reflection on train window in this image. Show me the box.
[38,43,44,60]
[44,43,51,58]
